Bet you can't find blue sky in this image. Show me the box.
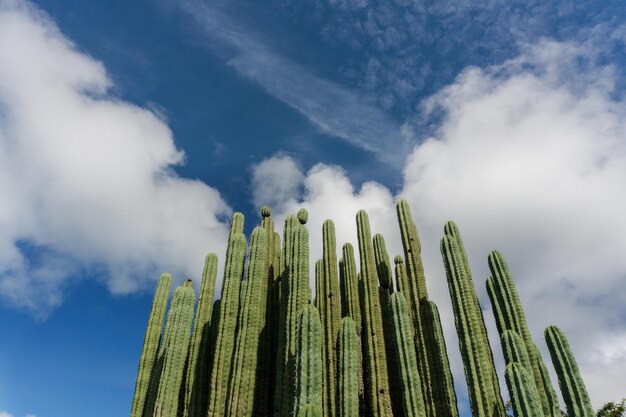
[0,0,625,416]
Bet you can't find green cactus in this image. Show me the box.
[389,292,427,417]
[296,404,323,417]
[394,256,409,300]
[545,326,594,417]
[207,213,247,417]
[420,300,459,417]
[130,273,172,417]
[226,227,268,417]
[487,250,560,417]
[318,219,341,417]
[505,362,544,417]
[182,254,218,417]
[315,258,323,312]
[356,209,393,417]
[294,304,323,414]
[374,233,394,294]
[441,222,505,417]
[276,213,311,417]
[338,317,360,417]
[152,280,196,417]
[339,243,361,333]
[501,330,533,376]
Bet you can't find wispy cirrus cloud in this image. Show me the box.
[178,0,409,164]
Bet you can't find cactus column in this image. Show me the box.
[487,250,560,417]
[130,273,172,417]
[505,362,544,417]
[545,326,594,417]
[152,280,196,417]
[207,213,247,417]
[293,304,323,414]
[338,317,360,417]
[182,254,218,417]
[340,243,361,333]
[356,209,393,417]
[441,221,505,417]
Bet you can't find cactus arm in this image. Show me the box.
[505,362,544,417]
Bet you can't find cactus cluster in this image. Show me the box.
[130,201,593,417]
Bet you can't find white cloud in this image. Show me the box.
[258,37,626,408]
[0,412,13,417]
[0,2,231,316]
[250,154,304,210]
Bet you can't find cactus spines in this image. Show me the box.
[297,208,309,224]
[294,304,323,414]
[396,199,427,302]
[389,292,427,417]
[421,300,459,417]
[340,243,361,333]
[319,219,341,417]
[226,227,268,417]
[441,223,505,417]
[152,280,196,417]
[207,215,247,417]
[545,326,594,417]
[130,273,172,417]
[183,254,218,417]
[505,362,544,417]
[487,250,560,417]
[356,209,393,417]
[338,317,360,417]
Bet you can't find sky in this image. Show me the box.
[0,0,624,416]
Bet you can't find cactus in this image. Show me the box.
[339,243,361,333]
[226,227,268,417]
[318,219,341,417]
[487,251,560,417]
[394,256,409,300]
[356,209,393,417]
[338,317,360,417]
[374,233,394,295]
[389,292,427,417]
[441,222,505,417]
[296,404,323,417]
[315,259,323,311]
[130,273,172,417]
[276,212,311,417]
[207,213,247,417]
[152,280,196,417]
[182,254,218,417]
[420,300,459,417]
[505,362,544,417]
[545,326,594,417]
[501,330,533,376]
[294,304,323,414]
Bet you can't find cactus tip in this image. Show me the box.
[297,208,309,224]
[261,205,272,218]
[394,255,404,265]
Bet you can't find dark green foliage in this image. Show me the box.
[389,292,427,417]
[152,281,196,417]
[545,326,594,417]
[130,273,172,417]
[182,254,218,417]
[294,304,323,414]
[338,317,360,417]
[356,209,393,417]
[441,221,505,417]
[226,227,268,417]
[596,399,626,417]
[505,362,544,417]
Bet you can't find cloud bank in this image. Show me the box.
[0,2,231,316]
[256,37,626,407]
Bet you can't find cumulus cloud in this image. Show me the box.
[0,2,231,316]
[250,154,304,210]
[258,37,626,407]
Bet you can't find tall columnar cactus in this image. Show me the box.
[339,242,361,333]
[545,326,594,417]
[276,211,311,417]
[501,330,533,377]
[396,200,436,417]
[152,280,196,417]
[207,213,247,417]
[182,254,218,417]
[130,273,172,417]
[420,300,459,417]
[318,219,341,417]
[338,317,360,417]
[356,209,393,417]
[374,233,394,296]
[294,304,323,414]
[226,227,268,417]
[487,250,560,417]
[296,404,323,417]
[394,256,409,300]
[389,292,427,417]
[505,362,544,417]
[441,221,505,417]
[315,259,323,311]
